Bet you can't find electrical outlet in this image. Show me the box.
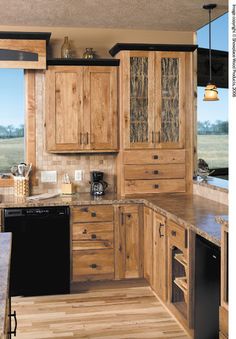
[41,171,57,183]
[75,170,83,181]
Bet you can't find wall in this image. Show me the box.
[0,25,195,58]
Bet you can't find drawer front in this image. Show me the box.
[73,249,114,280]
[167,219,187,250]
[73,222,113,242]
[125,179,185,195]
[72,205,113,223]
[124,164,185,180]
[124,150,185,165]
[73,240,112,250]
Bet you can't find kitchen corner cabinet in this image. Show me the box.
[121,51,185,150]
[152,211,167,301]
[115,204,143,279]
[45,66,118,152]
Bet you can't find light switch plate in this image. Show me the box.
[41,171,57,183]
[75,170,83,181]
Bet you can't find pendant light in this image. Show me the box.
[203,4,219,101]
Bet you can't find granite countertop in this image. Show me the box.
[0,233,12,338]
[0,192,228,246]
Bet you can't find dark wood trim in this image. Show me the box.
[197,48,228,88]
[0,31,51,44]
[109,43,198,56]
[47,58,120,66]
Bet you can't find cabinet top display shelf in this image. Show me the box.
[109,43,198,56]
[47,58,120,66]
[0,31,51,44]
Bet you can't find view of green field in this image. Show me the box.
[198,134,228,169]
[0,137,24,173]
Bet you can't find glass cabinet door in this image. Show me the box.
[124,52,155,149]
[156,52,185,149]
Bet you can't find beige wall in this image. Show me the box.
[0,25,195,58]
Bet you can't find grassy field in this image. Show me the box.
[198,134,228,169]
[0,137,24,172]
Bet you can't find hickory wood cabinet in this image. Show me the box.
[45,64,118,152]
[113,45,196,196]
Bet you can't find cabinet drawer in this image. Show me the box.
[73,240,112,250]
[73,222,113,241]
[125,179,185,195]
[72,249,114,281]
[124,164,185,180]
[124,150,185,165]
[72,205,113,222]
[167,220,187,250]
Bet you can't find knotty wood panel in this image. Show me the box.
[125,179,186,195]
[73,240,113,250]
[124,149,185,164]
[73,222,113,242]
[124,164,185,180]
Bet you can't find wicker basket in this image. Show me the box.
[14,177,29,197]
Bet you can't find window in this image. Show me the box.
[197,13,228,173]
[0,69,25,173]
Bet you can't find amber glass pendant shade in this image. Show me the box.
[203,83,219,101]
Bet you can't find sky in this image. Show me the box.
[197,13,228,123]
[0,68,24,126]
[0,13,228,127]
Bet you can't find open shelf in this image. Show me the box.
[174,253,187,268]
[174,276,187,295]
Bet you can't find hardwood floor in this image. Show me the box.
[12,280,189,339]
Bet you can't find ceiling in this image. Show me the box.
[0,0,228,31]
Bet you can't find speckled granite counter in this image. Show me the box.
[0,192,228,246]
[0,233,12,338]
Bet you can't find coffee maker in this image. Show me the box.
[90,171,108,196]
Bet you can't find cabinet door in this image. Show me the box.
[83,66,118,150]
[123,52,155,149]
[153,211,167,301]
[155,52,185,149]
[144,207,153,285]
[46,67,84,151]
[115,205,143,279]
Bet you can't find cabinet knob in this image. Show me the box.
[153,170,159,175]
[81,207,89,212]
[154,184,159,189]
[82,229,87,234]
[171,230,177,237]
[91,234,97,239]
[90,263,97,269]
[153,155,159,160]
[91,212,97,217]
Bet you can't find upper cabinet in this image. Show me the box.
[121,51,185,150]
[45,65,118,152]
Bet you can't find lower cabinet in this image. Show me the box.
[72,205,114,282]
[152,211,167,301]
[115,204,143,279]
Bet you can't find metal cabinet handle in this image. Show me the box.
[91,234,97,239]
[159,223,165,238]
[121,212,124,225]
[171,230,177,237]
[154,184,159,189]
[157,131,161,143]
[153,170,159,175]
[8,310,17,336]
[153,155,159,160]
[91,212,97,217]
[81,207,89,212]
[86,132,89,145]
[90,263,97,269]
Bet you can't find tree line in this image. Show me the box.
[0,125,24,138]
[197,120,228,135]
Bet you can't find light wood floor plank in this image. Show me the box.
[12,282,190,339]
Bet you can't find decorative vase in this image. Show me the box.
[83,48,95,59]
[61,36,72,58]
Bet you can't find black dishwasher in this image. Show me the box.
[194,235,220,339]
[4,206,70,297]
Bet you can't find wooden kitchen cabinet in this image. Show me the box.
[143,207,153,285]
[45,65,118,152]
[152,211,167,301]
[115,204,143,279]
[71,205,115,282]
